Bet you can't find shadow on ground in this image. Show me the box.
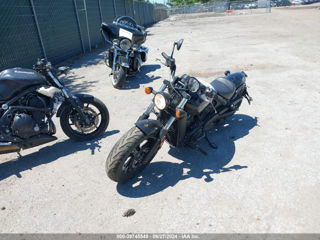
[57,48,107,94]
[117,114,258,198]
[122,64,161,89]
[0,130,119,181]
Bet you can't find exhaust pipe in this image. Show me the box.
[0,135,57,155]
[0,142,21,154]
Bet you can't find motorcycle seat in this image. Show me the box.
[210,77,236,100]
[0,68,46,100]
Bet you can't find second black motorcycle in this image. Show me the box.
[0,59,109,155]
[101,16,148,89]
[105,39,252,183]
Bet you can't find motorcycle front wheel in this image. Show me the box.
[112,64,127,89]
[106,126,159,183]
[60,97,109,141]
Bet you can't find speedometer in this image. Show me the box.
[188,77,200,93]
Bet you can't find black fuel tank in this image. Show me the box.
[0,68,46,100]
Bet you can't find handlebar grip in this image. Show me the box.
[161,52,170,61]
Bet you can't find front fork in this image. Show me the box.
[140,96,188,163]
[112,46,148,73]
[64,91,91,125]
[48,69,89,124]
[112,47,130,73]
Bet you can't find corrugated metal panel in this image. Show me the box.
[0,0,43,70]
[133,1,141,25]
[0,0,167,71]
[125,0,134,18]
[32,0,83,64]
[100,0,115,22]
[115,0,125,17]
[86,0,102,47]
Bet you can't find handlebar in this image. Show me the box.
[161,52,170,62]
[161,52,176,76]
[33,59,69,76]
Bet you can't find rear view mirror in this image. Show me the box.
[176,39,184,50]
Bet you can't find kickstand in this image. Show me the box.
[186,143,207,156]
[17,151,22,158]
[205,134,218,149]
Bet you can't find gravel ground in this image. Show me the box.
[0,4,320,233]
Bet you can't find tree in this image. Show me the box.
[167,0,211,6]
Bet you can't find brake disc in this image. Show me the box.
[74,107,99,133]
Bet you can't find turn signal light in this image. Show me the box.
[145,87,152,94]
[176,109,181,119]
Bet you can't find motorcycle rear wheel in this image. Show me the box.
[106,126,159,183]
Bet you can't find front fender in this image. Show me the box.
[56,94,94,117]
[118,55,130,68]
[135,119,162,136]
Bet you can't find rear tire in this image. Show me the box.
[112,64,127,89]
[106,127,159,183]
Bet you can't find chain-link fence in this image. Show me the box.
[168,0,273,15]
[0,0,168,71]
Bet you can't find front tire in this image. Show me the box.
[106,127,159,183]
[112,64,127,89]
[60,97,109,141]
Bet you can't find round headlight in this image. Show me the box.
[120,39,131,51]
[154,93,168,110]
[188,77,200,93]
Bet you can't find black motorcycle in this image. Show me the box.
[105,39,252,183]
[101,16,148,89]
[0,59,109,155]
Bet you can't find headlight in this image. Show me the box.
[188,77,200,93]
[154,93,168,110]
[120,39,131,51]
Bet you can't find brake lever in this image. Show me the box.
[156,58,167,67]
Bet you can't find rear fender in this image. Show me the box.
[135,119,162,136]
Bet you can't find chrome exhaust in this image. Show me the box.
[0,142,20,154]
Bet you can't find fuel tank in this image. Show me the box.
[0,68,46,100]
